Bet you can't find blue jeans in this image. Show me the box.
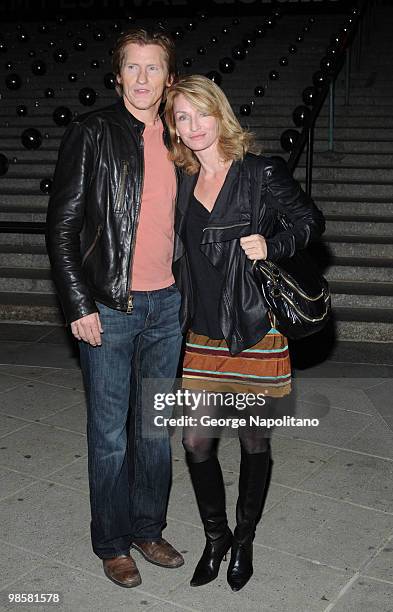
[79,285,182,559]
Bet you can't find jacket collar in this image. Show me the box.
[177,159,240,220]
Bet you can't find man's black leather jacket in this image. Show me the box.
[46,98,173,325]
[172,153,326,355]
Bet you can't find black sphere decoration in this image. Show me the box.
[197,46,207,55]
[232,18,240,26]
[265,17,275,28]
[280,129,299,153]
[279,56,288,66]
[21,127,42,150]
[0,42,8,53]
[254,27,266,38]
[16,104,28,117]
[0,153,9,176]
[52,106,72,126]
[53,49,68,63]
[18,31,29,43]
[205,71,222,86]
[103,72,116,89]
[312,70,327,90]
[90,59,100,69]
[79,87,96,106]
[302,86,318,106]
[185,21,196,31]
[269,70,279,81]
[5,62,14,70]
[326,45,339,59]
[73,38,87,51]
[288,44,297,54]
[231,45,246,61]
[320,56,335,74]
[5,73,22,90]
[292,105,310,127]
[242,34,256,48]
[210,36,219,44]
[68,72,78,82]
[171,28,184,40]
[93,30,106,41]
[219,57,235,73]
[40,178,52,194]
[296,35,304,43]
[239,104,251,116]
[44,87,55,98]
[254,85,265,97]
[182,57,192,68]
[31,60,46,76]
[221,26,230,35]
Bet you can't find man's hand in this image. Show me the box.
[240,234,268,261]
[71,312,103,346]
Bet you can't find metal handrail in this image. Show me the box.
[287,0,376,194]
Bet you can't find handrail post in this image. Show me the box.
[306,126,314,197]
[328,80,335,151]
[345,46,351,105]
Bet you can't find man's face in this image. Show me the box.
[117,43,172,117]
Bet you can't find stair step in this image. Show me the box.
[326,265,393,282]
[324,220,393,236]
[0,291,63,323]
[325,242,393,257]
[332,294,393,308]
[334,320,393,342]
[329,280,393,296]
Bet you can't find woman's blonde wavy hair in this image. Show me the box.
[165,74,257,175]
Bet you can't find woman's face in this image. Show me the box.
[173,93,220,154]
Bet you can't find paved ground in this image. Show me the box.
[0,322,392,612]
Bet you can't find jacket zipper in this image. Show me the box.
[81,224,103,265]
[114,160,129,212]
[202,221,249,232]
[126,133,144,313]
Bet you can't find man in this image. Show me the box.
[46,28,183,588]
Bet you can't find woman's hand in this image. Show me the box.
[240,234,268,260]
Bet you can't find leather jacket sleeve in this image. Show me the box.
[263,156,325,262]
[46,121,98,324]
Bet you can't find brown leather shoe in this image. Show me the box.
[103,554,141,588]
[131,538,184,568]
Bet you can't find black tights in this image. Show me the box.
[183,396,275,463]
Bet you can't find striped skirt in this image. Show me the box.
[182,328,291,398]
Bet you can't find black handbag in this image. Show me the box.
[249,160,331,340]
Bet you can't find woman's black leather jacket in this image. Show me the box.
[46,98,173,324]
[172,153,326,355]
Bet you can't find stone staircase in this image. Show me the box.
[0,7,392,354]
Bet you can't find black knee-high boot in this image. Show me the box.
[227,444,270,592]
[186,454,233,587]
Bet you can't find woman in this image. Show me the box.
[165,75,325,591]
